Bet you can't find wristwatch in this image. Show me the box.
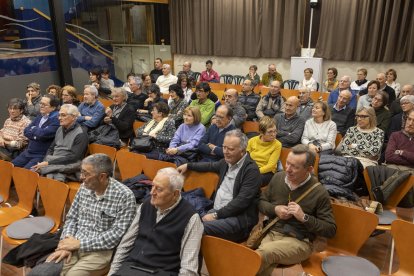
[212,212,218,219]
[303,213,309,222]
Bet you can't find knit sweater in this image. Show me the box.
[247,136,282,174]
[330,105,355,136]
[169,123,206,152]
[189,99,215,126]
[275,113,306,148]
[301,119,337,151]
[259,172,336,241]
[385,131,414,168]
[0,115,31,149]
[340,126,384,161]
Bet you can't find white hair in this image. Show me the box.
[156,167,184,191]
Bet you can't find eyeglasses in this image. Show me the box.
[58,113,70,118]
[40,103,50,107]
[265,130,277,135]
[355,115,369,119]
[401,102,412,105]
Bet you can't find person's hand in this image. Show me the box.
[105,107,112,117]
[57,236,81,251]
[103,116,112,124]
[177,164,188,174]
[274,205,292,220]
[148,133,156,138]
[202,213,216,222]
[46,250,72,264]
[166,148,178,155]
[308,144,319,153]
[287,201,306,222]
[31,161,49,172]
[207,143,216,150]
[26,92,33,104]
[84,116,92,121]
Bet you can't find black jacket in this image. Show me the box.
[109,103,135,140]
[188,155,261,230]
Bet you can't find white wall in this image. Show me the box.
[173,53,414,86]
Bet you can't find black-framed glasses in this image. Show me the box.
[355,115,369,119]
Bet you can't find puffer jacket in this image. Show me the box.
[318,155,359,200]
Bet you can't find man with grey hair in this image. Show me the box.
[178,61,196,86]
[239,79,261,121]
[31,104,88,182]
[261,64,283,87]
[297,87,314,120]
[77,85,105,130]
[127,76,148,111]
[109,167,203,276]
[29,154,136,276]
[328,75,358,108]
[178,129,261,242]
[256,80,285,119]
[156,64,178,94]
[330,89,356,136]
[224,88,247,128]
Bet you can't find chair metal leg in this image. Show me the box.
[389,237,395,275]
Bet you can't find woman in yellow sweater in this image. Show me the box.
[247,116,282,186]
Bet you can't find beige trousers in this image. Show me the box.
[61,250,113,276]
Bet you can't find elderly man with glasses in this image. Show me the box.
[327,75,358,109]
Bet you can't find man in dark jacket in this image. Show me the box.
[178,129,261,242]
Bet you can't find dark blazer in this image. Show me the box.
[109,103,136,140]
[188,154,261,230]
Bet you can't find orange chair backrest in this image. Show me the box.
[133,121,145,136]
[328,203,378,255]
[143,159,176,180]
[99,98,114,108]
[12,167,39,211]
[38,177,69,230]
[88,143,117,162]
[242,121,260,134]
[202,235,262,276]
[391,219,414,275]
[183,171,219,199]
[116,150,146,181]
[335,133,343,147]
[0,160,13,202]
[279,147,291,170]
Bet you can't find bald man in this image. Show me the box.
[261,64,283,86]
[178,61,196,86]
[156,64,178,94]
[327,75,358,109]
[330,89,356,136]
[274,96,305,147]
[224,88,247,128]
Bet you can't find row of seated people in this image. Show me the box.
[0,79,413,185]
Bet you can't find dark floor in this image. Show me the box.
[1,186,413,276]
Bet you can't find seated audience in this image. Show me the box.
[256,145,336,276]
[162,106,205,166]
[89,68,111,98]
[385,110,414,171]
[247,116,281,186]
[198,105,235,162]
[372,91,391,133]
[61,85,80,106]
[297,87,314,120]
[245,65,261,85]
[12,94,60,169]
[0,98,31,161]
[199,60,220,83]
[141,73,152,95]
[357,80,380,111]
[239,79,260,121]
[330,89,355,136]
[122,72,136,93]
[262,64,283,86]
[302,101,337,155]
[150,58,163,83]
[298,68,317,91]
[178,129,261,242]
[156,64,178,94]
[100,67,115,90]
[190,82,219,105]
[104,88,135,144]
[177,61,196,87]
[390,84,414,116]
[109,167,203,276]
[168,84,188,127]
[29,154,136,276]
[46,84,62,100]
[177,73,193,103]
[339,107,384,168]
[189,83,215,126]
[31,104,88,182]
[224,88,247,128]
[137,84,167,122]
[360,73,395,105]
[350,68,368,92]
[135,102,176,159]
[256,80,284,119]
[388,95,414,137]
[386,68,401,97]
[323,67,339,92]
[127,76,147,111]
[24,82,42,121]
[328,75,357,109]
[275,96,305,148]
[77,85,105,130]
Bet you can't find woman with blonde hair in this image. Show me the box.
[247,116,282,186]
[339,106,384,168]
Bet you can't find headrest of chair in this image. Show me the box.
[6,216,54,239]
[322,256,380,276]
